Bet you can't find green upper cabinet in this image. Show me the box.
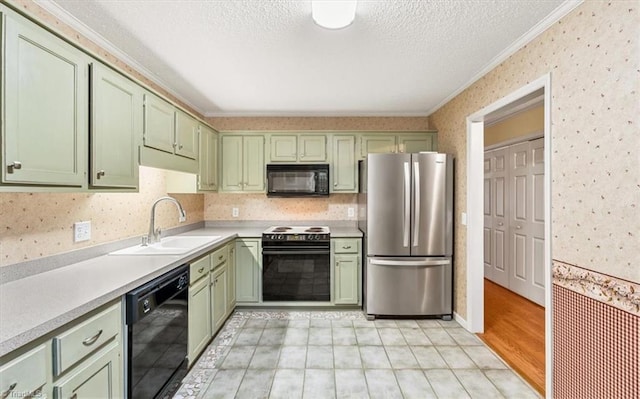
[268,134,326,162]
[2,11,87,187]
[143,92,175,153]
[299,135,327,162]
[220,134,265,192]
[359,135,396,158]
[331,134,357,193]
[359,132,438,159]
[270,135,297,162]
[397,133,438,153]
[198,124,218,191]
[141,92,199,173]
[90,62,142,189]
[175,110,198,160]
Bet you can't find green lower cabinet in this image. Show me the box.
[188,275,211,367]
[235,239,261,303]
[52,340,122,399]
[334,254,360,305]
[211,265,228,333]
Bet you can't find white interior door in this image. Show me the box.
[484,139,544,306]
[508,139,545,306]
[483,148,509,287]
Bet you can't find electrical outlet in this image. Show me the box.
[347,207,355,218]
[232,207,239,218]
[74,221,91,242]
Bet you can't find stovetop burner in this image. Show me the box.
[263,226,330,242]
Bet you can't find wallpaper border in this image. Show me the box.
[553,260,640,316]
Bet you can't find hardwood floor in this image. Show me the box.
[477,279,545,396]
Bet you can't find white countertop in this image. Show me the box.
[0,225,362,357]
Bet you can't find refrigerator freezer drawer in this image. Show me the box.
[366,257,452,317]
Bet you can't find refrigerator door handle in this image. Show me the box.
[403,161,410,247]
[413,161,420,247]
[370,259,450,267]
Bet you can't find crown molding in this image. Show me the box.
[425,0,584,117]
[33,0,206,116]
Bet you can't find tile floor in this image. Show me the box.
[173,311,540,399]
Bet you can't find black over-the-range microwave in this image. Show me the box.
[266,164,330,197]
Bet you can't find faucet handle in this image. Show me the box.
[155,227,162,240]
[141,235,149,246]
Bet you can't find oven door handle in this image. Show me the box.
[263,250,331,255]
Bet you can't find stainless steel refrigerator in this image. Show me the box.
[358,152,453,319]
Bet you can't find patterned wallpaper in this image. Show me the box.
[429,1,639,317]
[0,167,204,267]
[204,193,357,221]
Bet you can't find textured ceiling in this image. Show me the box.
[48,0,568,117]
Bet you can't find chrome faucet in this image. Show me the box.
[147,196,187,244]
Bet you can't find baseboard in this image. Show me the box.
[454,312,469,330]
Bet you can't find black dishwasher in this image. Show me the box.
[125,265,189,399]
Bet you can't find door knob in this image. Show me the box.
[516,225,522,229]
[498,222,503,226]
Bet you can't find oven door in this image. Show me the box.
[262,243,330,301]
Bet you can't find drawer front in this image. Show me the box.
[190,254,211,284]
[211,246,227,269]
[333,239,360,254]
[53,302,121,377]
[0,344,47,397]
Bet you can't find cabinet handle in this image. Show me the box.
[8,161,22,170]
[82,329,103,346]
[198,267,205,273]
[3,382,17,397]
[97,170,105,178]
[71,393,78,399]
[218,255,224,260]
[342,245,352,249]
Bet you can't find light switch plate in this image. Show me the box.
[74,221,91,242]
[232,208,239,218]
[461,212,467,225]
[347,207,355,218]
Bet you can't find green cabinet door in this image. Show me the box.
[397,133,437,153]
[359,135,396,158]
[235,239,261,303]
[334,254,359,305]
[227,243,237,314]
[243,136,265,192]
[188,275,211,367]
[2,13,87,186]
[220,135,244,191]
[270,135,297,162]
[331,135,357,192]
[90,62,141,189]
[143,93,175,154]
[211,266,228,333]
[198,124,218,191]
[52,341,122,399]
[175,110,198,159]
[299,135,327,162]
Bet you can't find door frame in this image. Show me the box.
[465,73,552,394]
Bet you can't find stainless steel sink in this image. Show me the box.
[109,235,222,256]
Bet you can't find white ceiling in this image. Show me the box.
[44,0,572,117]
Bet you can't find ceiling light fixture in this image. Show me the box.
[312,0,357,30]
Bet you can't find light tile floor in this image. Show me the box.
[173,311,540,399]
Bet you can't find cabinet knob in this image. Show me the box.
[179,144,184,150]
[173,142,178,148]
[8,161,22,170]
[334,183,338,187]
[516,225,522,230]
[97,170,106,178]
[198,267,205,273]
[498,222,504,226]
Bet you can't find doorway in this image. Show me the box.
[464,75,553,395]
